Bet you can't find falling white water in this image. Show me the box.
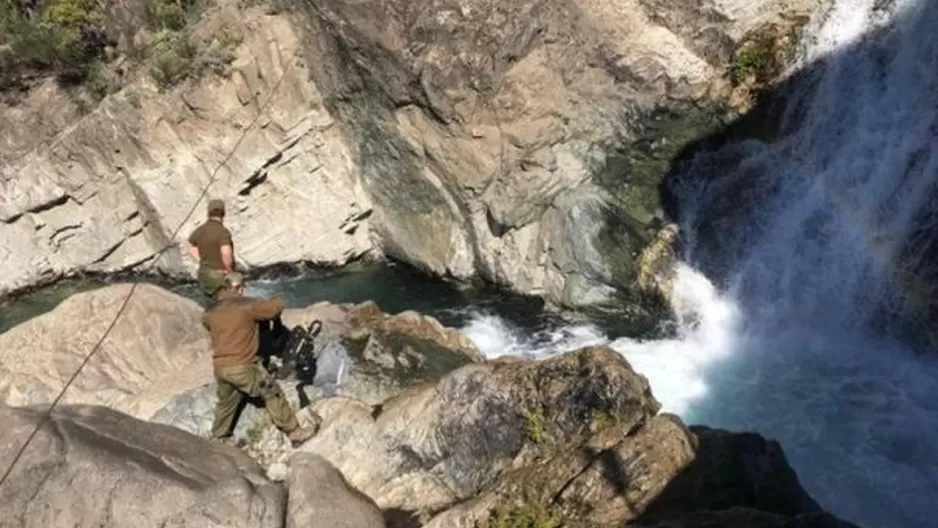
[606,264,739,416]
[461,262,741,417]
[460,313,607,359]
[676,0,938,525]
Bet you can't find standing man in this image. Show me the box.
[188,198,235,300]
[202,272,317,447]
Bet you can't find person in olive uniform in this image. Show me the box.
[202,272,317,447]
[188,199,235,300]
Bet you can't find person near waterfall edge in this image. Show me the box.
[201,271,317,447]
[186,197,288,366]
[187,199,310,445]
[187,198,236,301]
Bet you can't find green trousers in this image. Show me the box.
[197,266,228,300]
[210,362,300,440]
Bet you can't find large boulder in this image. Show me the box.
[0,403,285,528]
[0,0,823,319]
[231,345,857,528]
[152,299,484,441]
[0,402,388,528]
[285,299,485,402]
[239,345,671,524]
[286,453,387,528]
[0,283,211,419]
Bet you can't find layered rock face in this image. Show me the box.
[0,0,821,317]
[0,1,376,296]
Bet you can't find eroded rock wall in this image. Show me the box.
[0,0,823,316]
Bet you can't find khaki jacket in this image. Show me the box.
[202,290,285,367]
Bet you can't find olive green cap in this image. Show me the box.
[207,198,226,216]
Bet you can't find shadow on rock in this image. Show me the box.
[631,426,861,528]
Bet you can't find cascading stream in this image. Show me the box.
[663,0,938,525]
[463,1,938,526]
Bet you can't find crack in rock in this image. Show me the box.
[3,194,71,224]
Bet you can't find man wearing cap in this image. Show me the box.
[188,198,235,300]
[202,271,318,447]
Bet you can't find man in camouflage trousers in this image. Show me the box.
[202,272,317,447]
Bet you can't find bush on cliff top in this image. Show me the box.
[0,0,109,90]
[1,0,238,106]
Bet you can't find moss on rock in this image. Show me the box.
[587,101,730,327]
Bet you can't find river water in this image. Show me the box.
[2,0,936,527]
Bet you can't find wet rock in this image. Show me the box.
[633,508,861,528]
[637,426,826,521]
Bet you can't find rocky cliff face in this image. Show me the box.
[0,0,821,318]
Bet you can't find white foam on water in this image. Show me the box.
[459,263,740,416]
[461,312,607,359]
[607,263,740,416]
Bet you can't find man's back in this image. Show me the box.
[202,293,285,367]
[189,220,233,271]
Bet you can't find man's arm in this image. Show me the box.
[248,295,285,321]
[188,242,201,262]
[187,229,201,262]
[220,244,234,273]
[219,227,235,273]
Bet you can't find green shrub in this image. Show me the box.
[144,0,193,31]
[0,0,107,88]
[522,409,546,443]
[148,29,198,87]
[479,502,563,528]
[729,35,778,86]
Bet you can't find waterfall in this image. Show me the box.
[463,2,938,526]
[660,0,938,526]
[676,0,937,339]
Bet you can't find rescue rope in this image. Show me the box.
[0,61,291,489]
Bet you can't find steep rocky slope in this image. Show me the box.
[0,285,859,527]
[0,0,822,321]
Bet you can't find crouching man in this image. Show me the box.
[202,272,316,447]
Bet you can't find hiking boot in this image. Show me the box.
[287,426,317,447]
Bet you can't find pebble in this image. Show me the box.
[267,462,290,482]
